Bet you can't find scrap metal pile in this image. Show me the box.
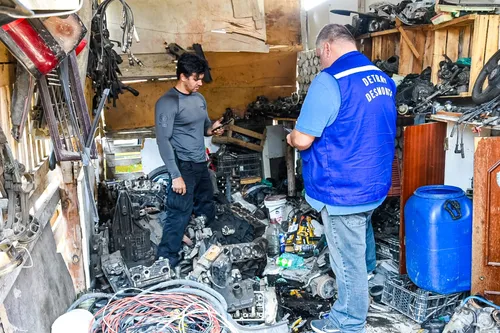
[78,173,337,332]
[335,1,436,37]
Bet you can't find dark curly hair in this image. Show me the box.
[176,53,209,80]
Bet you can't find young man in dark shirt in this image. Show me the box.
[155,53,223,267]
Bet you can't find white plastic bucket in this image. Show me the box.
[264,195,287,224]
[52,309,94,333]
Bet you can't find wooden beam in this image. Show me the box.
[469,15,489,95]
[432,14,477,30]
[59,161,85,293]
[431,29,448,84]
[398,27,421,59]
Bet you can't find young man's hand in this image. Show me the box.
[211,117,225,136]
[172,176,187,195]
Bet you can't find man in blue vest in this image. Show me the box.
[287,24,396,333]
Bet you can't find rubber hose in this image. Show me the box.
[138,279,228,310]
[67,293,113,312]
[462,296,500,310]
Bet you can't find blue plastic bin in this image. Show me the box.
[405,185,472,294]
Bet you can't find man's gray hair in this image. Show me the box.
[316,24,355,48]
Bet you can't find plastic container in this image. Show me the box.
[265,221,282,257]
[264,195,287,224]
[405,185,472,294]
[381,274,466,323]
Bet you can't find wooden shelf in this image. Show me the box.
[432,14,477,30]
[431,114,500,130]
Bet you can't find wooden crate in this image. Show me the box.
[358,29,400,62]
[357,24,434,76]
[212,122,267,152]
[430,14,500,96]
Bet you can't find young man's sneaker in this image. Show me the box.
[310,319,341,333]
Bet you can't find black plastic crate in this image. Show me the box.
[216,153,261,179]
[381,275,467,323]
[375,234,400,264]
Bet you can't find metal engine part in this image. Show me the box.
[0,239,27,277]
[232,291,266,323]
[101,251,132,292]
[110,190,155,267]
[309,275,336,299]
[129,258,172,288]
[189,244,222,283]
[396,1,434,25]
[222,241,266,264]
[443,302,500,333]
[210,249,232,287]
[215,279,256,312]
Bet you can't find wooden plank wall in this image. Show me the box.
[399,28,434,76]
[371,34,400,61]
[430,15,499,94]
[104,0,301,131]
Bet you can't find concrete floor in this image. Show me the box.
[367,309,420,333]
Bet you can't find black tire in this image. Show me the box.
[148,166,170,181]
[472,48,500,104]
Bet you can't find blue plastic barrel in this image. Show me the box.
[405,185,472,294]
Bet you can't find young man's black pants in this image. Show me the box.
[157,160,215,267]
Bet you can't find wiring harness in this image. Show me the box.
[88,0,141,109]
[73,280,288,333]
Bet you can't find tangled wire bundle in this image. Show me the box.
[90,291,236,333]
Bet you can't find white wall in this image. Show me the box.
[304,0,358,49]
[444,122,491,191]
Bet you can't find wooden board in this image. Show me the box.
[431,29,448,84]
[469,15,489,94]
[459,25,472,58]
[484,15,500,65]
[0,43,14,63]
[399,122,447,274]
[472,137,500,304]
[422,29,435,69]
[264,0,301,46]
[106,0,270,53]
[445,28,460,62]
[399,30,416,75]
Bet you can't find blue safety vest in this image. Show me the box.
[301,51,397,206]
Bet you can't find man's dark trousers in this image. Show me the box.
[157,160,215,267]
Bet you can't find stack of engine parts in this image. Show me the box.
[334,1,435,37]
[0,128,40,276]
[246,95,302,119]
[186,242,277,324]
[94,178,170,292]
[298,50,321,97]
[443,296,500,333]
[438,56,471,96]
[396,65,468,116]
